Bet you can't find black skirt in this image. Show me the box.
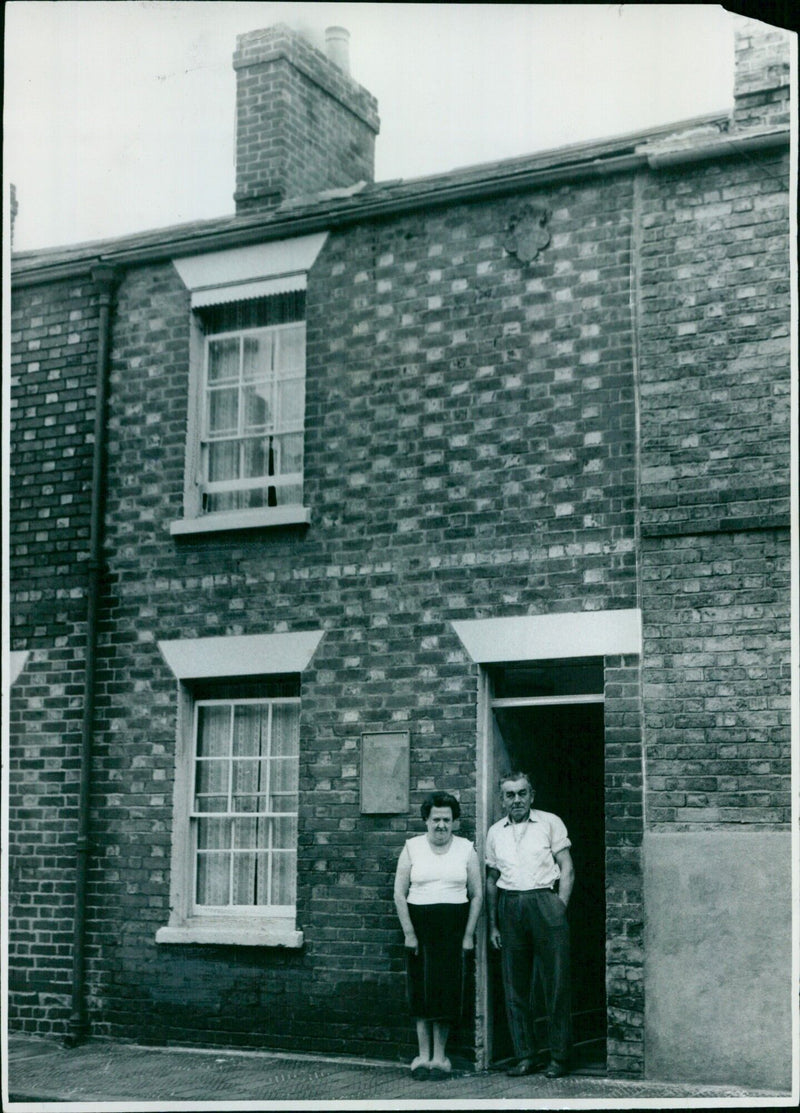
[405,902,469,1024]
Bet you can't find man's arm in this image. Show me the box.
[486,866,502,949]
[554,848,574,908]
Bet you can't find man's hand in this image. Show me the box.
[553,848,574,909]
[404,931,419,955]
[486,868,502,950]
[462,933,475,951]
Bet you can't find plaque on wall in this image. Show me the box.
[360,731,410,814]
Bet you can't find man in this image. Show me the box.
[486,771,574,1078]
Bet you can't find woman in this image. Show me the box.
[393,791,483,1079]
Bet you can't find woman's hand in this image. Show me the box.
[462,933,475,952]
[404,931,419,955]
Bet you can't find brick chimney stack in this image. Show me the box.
[732,18,791,130]
[233,24,380,213]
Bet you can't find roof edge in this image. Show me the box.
[12,112,789,287]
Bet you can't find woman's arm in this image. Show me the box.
[462,847,483,950]
[393,845,418,953]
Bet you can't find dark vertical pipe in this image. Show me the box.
[65,264,116,1048]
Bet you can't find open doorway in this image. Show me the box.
[484,659,607,1072]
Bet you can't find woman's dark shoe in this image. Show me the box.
[428,1057,451,1080]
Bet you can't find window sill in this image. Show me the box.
[170,506,311,536]
[156,919,303,948]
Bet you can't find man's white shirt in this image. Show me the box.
[485,810,571,891]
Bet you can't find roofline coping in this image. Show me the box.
[11,116,789,287]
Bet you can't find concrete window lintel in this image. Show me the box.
[158,630,324,680]
[452,608,642,663]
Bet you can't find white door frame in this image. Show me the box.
[459,609,641,1070]
[474,667,493,1071]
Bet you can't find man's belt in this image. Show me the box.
[500,886,555,894]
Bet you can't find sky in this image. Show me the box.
[3,2,755,252]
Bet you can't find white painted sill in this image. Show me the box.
[156,919,303,948]
[170,506,311,536]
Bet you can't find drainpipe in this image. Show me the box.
[65,263,116,1047]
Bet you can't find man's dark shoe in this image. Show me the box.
[543,1060,569,1078]
[506,1058,538,1076]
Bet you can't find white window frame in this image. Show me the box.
[156,631,323,947]
[200,318,306,514]
[191,695,300,919]
[170,234,328,537]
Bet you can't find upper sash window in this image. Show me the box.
[171,233,327,535]
[197,294,305,514]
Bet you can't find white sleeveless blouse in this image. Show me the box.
[405,834,473,905]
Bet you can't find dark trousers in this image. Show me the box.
[498,888,572,1064]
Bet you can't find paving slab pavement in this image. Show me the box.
[4,1034,795,1109]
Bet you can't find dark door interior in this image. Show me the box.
[488,686,607,1071]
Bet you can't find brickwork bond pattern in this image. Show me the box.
[7,135,790,1070]
[642,529,791,828]
[733,21,791,129]
[637,152,791,538]
[603,656,644,1075]
[8,279,100,1034]
[9,280,99,611]
[636,148,791,832]
[7,178,643,1054]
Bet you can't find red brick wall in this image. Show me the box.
[637,152,791,537]
[637,149,791,831]
[9,177,641,1059]
[603,654,645,1074]
[8,278,100,1033]
[8,142,790,1069]
[733,21,791,130]
[642,531,790,827]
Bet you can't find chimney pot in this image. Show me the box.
[325,26,350,74]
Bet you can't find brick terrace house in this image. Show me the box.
[6,17,794,1090]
